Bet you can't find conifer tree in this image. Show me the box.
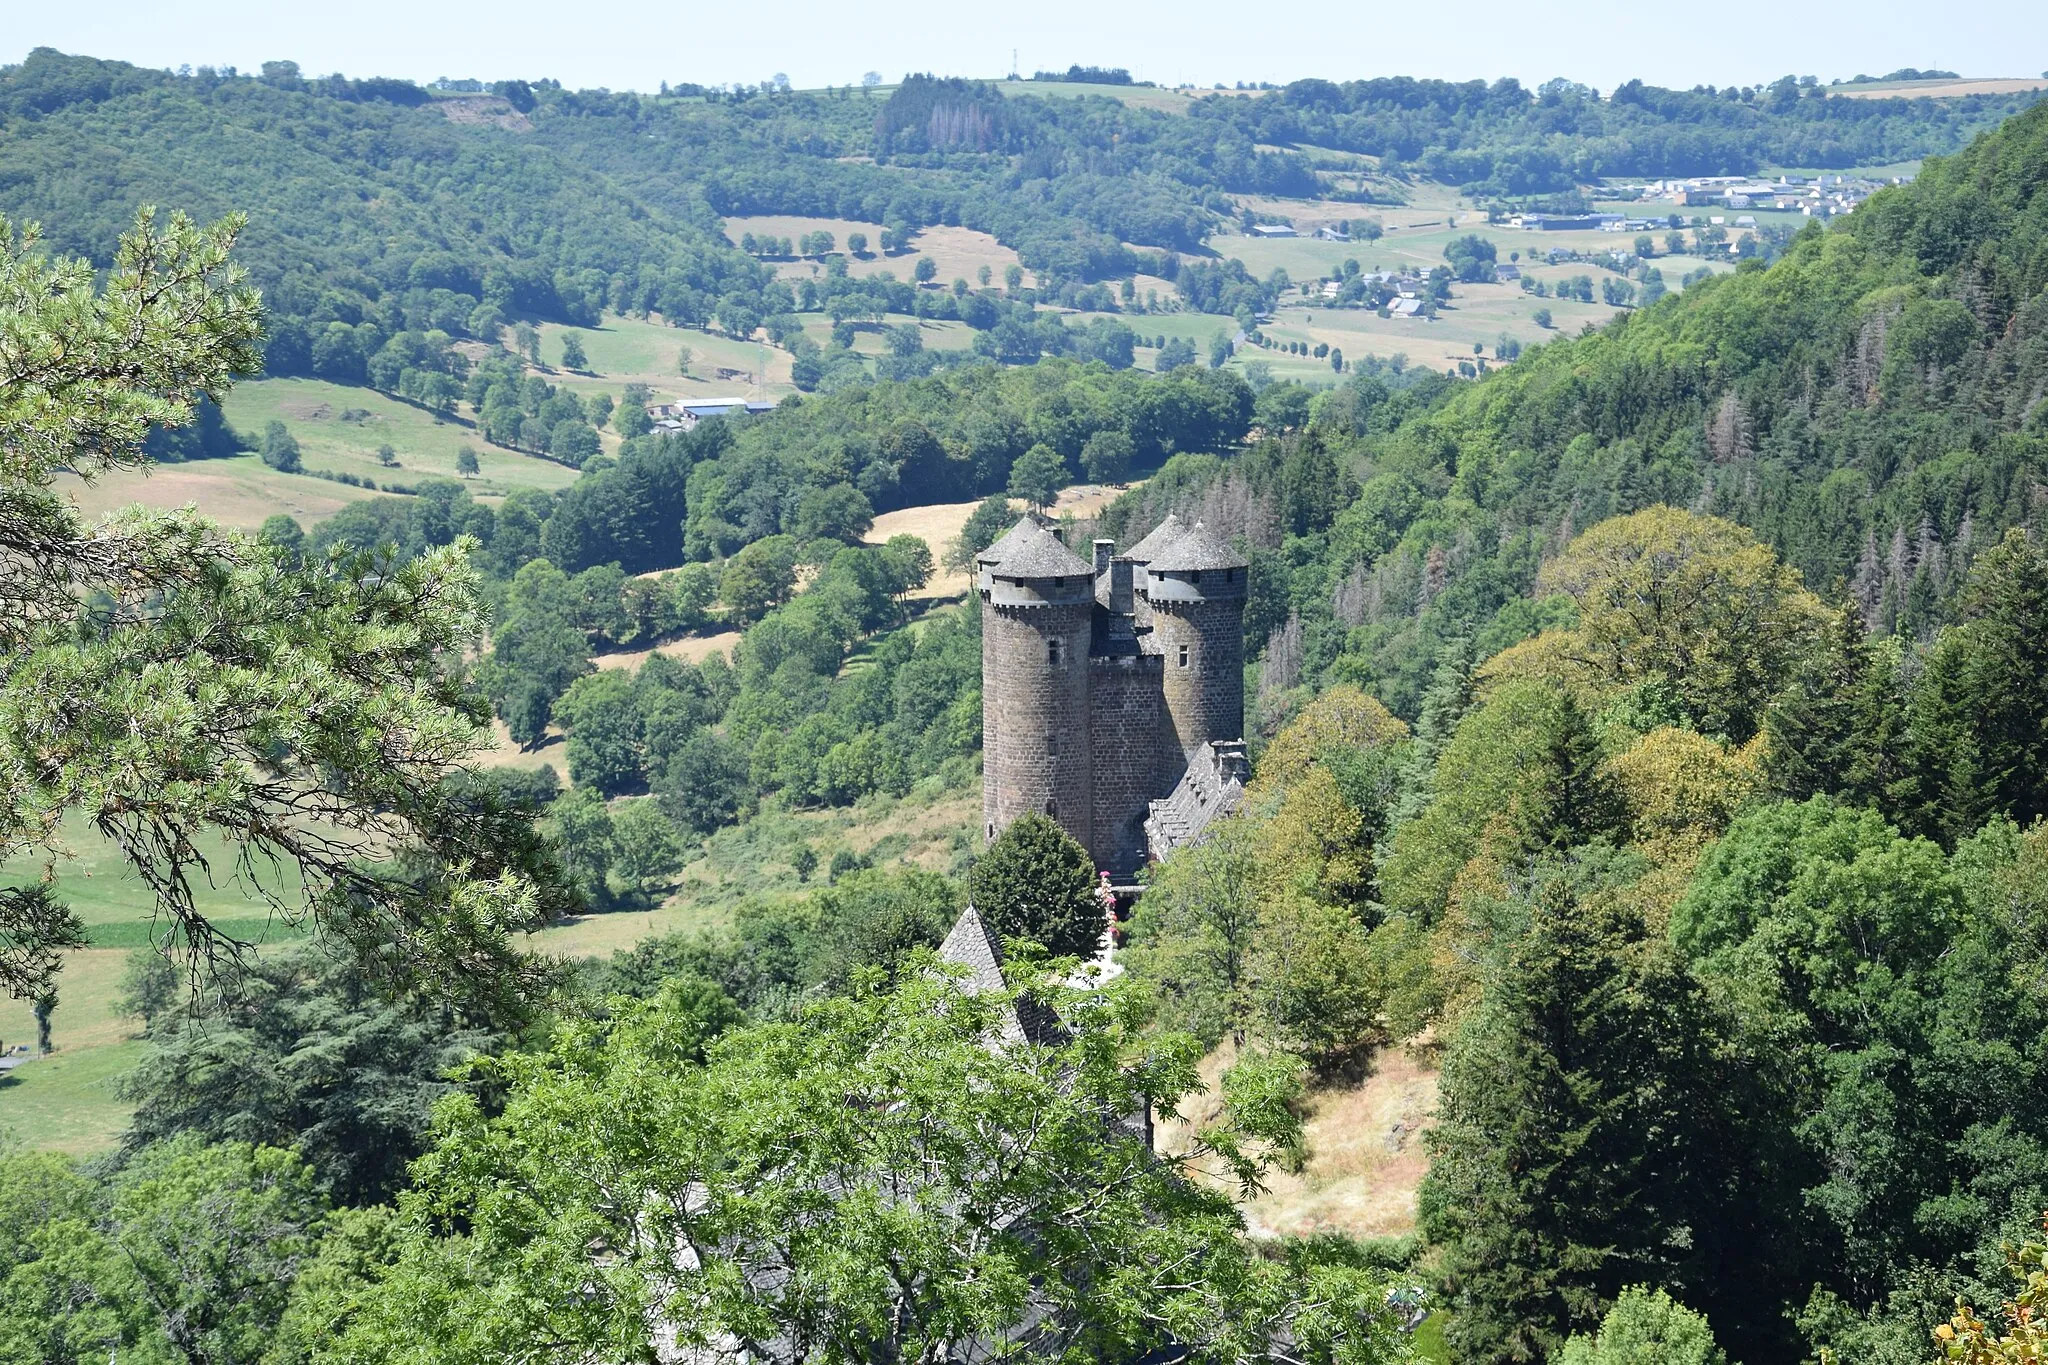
[1902,530,2048,843]
[1421,875,1773,1365]
[1389,637,1474,826]
[1765,604,1909,813]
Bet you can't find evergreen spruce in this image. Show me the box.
[1420,877,1770,1365]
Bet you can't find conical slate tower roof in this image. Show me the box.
[1122,512,1186,563]
[994,530,1094,580]
[977,514,1044,568]
[1145,520,1246,572]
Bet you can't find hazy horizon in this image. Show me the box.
[8,0,2045,98]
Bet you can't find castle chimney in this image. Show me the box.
[1109,558,1135,616]
[1093,539,1114,579]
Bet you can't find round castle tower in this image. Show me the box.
[1141,520,1249,773]
[979,518,1097,847]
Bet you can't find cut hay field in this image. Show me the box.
[591,629,743,674]
[56,454,386,532]
[1829,76,2048,99]
[724,217,1035,291]
[867,499,982,599]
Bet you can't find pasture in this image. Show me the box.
[530,315,793,399]
[225,378,580,494]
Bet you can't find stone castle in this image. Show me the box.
[978,513,1251,883]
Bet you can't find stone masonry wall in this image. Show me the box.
[1086,654,1163,875]
[984,600,1093,848]
[1153,597,1246,781]
[981,593,999,837]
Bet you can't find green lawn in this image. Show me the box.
[531,315,789,398]
[0,948,146,1155]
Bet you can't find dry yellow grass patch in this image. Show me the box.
[591,630,743,674]
[727,216,1034,291]
[1832,77,2047,98]
[866,499,984,600]
[474,721,570,782]
[1160,1039,1439,1241]
[1052,483,1132,520]
[56,461,382,531]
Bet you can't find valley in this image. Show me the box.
[4,36,2048,1365]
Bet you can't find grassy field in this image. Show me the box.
[1,813,316,1153]
[0,746,983,1156]
[224,378,582,494]
[796,314,980,362]
[994,80,1201,114]
[0,948,146,1156]
[532,314,792,396]
[993,81,1276,115]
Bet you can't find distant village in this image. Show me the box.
[1602,170,1910,217]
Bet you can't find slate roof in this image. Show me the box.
[936,905,1009,996]
[977,515,1045,567]
[1145,741,1250,861]
[1121,512,1186,564]
[1144,520,1246,573]
[991,528,1095,580]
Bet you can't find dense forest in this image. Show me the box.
[8,44,2048,1365]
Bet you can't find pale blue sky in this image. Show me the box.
[4,0,2044,94]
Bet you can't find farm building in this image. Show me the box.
[1249,224,1298,238]
[648,398,776,431]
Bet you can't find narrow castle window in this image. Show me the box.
[1048,637,1063,666]
[1178,644,1190,667]
[1045,799,1057,817]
